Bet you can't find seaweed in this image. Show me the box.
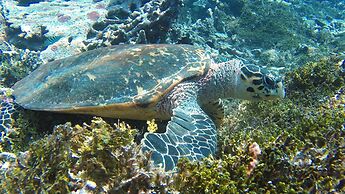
[0,117,174,193]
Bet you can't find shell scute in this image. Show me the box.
[12,44,211,115]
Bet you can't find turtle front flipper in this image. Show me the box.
[141,102,217,171]
[202,99,225,127]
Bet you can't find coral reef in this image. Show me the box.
[286,57,345,105]
[3,0,342,68]
[168,0,345,68]
[0,0,344,193]
[2,0,182,60]
[2,0,109,61]
[246,142,261,176]
[85,0,182,49]
[236,1,308,49]
[0,4,6,42]
[168,0,306,64]
[0,42,42,138]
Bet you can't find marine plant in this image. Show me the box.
[0,118,173,193]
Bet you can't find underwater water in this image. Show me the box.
[0,0,344,193]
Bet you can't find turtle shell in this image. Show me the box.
[12,44,212,119]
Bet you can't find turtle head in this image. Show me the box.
[236,64,285,100]
[200,60,284,102]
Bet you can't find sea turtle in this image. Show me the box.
[11,44,285,170]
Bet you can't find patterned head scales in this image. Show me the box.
[238,64,285,100]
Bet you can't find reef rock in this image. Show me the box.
[2,0,109,61]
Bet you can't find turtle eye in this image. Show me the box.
[264,76,276,88]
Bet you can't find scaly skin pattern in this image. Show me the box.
[156,82,199,119]
[157,59,285,116]
[145,59,285,171]
[199,59,285,102]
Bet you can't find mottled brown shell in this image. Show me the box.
[12,44,212,119]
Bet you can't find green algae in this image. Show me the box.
[0,118,172,193]
[286,57,345,105]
